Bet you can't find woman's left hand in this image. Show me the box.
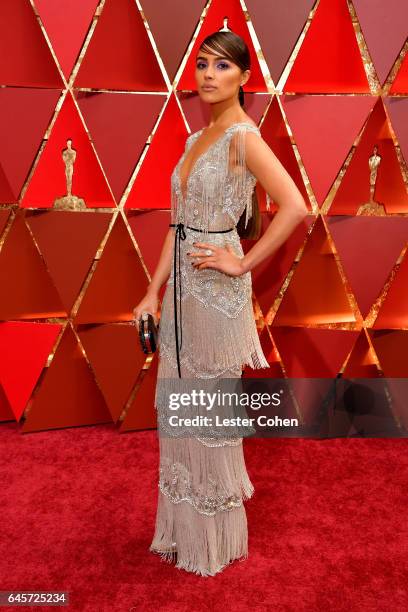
[187,242,247,277]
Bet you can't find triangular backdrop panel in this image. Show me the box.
[35,0,100,81]
[284,0,370,93]
[0,209,11,235]
[259,97,310,210]
[281,94,376,205]
[353,0,408,86]
[125,94,188,210]
[343,331,381,378]
[272,217,356,326]
[26,210,113,313]
[0,212,66,320]
[389,52,408,93]
[127,210,172,303]
[76,91,165,203]
[370,330,408,377]
[120,357,159,432]
[74,0,167,91]
[326,216,408,318]
[0,321,61,420]
[74,214,149,324]
[0,0,62,87]
[0,384,15,423]
[384,97,408,168]
[140,0,207,83]
[22,325,112,432]
[78,323,146,422]
[0,88,60,202]
[330,98,408,213]
[242,213,314,318]
[271,327,360,378]
[21,92,115,208]
[373,250,408,329]
[245,0,316,86]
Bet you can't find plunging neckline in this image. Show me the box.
[177,121,258,202]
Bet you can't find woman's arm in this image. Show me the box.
[146,227,175,294]
[240,131,308,274]
[189,131,308,277]
[133,227,175,322]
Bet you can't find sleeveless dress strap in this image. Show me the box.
[225,123,261,228]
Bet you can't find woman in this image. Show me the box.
[133,30,308,576]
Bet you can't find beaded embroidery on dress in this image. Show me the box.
[149,122,269,576]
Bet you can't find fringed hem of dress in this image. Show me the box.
[155,286,269,389]
[149,488,252,577]
[149,432,254,576]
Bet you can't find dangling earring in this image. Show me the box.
[238,84,245,107]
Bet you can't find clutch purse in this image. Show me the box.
[138,312,159,354]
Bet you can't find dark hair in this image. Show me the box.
[198,30,261,240]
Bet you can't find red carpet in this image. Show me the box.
[1,422,407,611]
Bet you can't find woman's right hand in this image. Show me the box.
[133,291,159,326]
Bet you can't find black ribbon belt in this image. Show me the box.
[169,222,235,378]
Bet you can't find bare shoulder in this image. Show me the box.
[226,117,259,132]
[228,119,261,142]
[242,117,258,129]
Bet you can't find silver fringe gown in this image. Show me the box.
[150,121,269,576]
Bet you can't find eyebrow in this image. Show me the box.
[195,55,230,61]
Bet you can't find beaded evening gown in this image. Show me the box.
[150,121,269,576]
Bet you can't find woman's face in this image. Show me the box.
[194,48,250,104]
